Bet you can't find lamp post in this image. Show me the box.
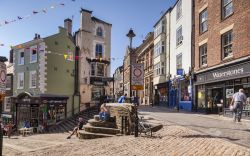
[126,28,138,137]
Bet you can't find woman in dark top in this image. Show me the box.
[67,117,84,139]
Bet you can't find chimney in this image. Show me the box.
[64,18,72,35]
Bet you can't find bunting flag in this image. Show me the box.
[0,44,4,46]
[64,54,68,60]
[0,0,76,27]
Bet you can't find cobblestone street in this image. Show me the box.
[3,113,250,156]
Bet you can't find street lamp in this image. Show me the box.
[126,28,138,137]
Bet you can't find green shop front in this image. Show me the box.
[11,92,68,131]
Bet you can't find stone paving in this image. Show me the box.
[3,115,250,156]
[139,106,250,148]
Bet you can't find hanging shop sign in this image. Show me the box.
[131,64,144,90]
[0,62,6,94]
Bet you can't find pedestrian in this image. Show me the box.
[118,93,127,103]
[231,89,247,122]
[99,103,110,122]
[6,121,14,138]
[67,117,84,139]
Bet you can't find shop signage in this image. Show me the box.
[177,69,184,76]
[0,62,6,94]
[131,64,144,90]
[196,61,250,84]
[226,89,234,98]
[43,99,67,104]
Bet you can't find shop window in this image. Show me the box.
[5,76,11,90]
[96,27,103,37]
[180,80,191,101]
[234,79,241,85]
[222,30,233,59]
[242,78,248,84]
[197,85,205,108]
[29,71,37,88]
[91,63,95,76]
[222,0,233,19]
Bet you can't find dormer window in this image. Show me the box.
[96,27,103,37]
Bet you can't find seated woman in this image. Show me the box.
[67,117,84,139]
[99,103,110,122]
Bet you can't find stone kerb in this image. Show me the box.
[106,103,135,134]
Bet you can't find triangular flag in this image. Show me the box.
[4,21,9,24]
[75,56,79,60]
[17,16,23,20]
[60,3,65,6]
[33,11,38,14]
[64,54,68,60]
[0,44,4,46]
[51,6,55,9]
[42,9,47,13]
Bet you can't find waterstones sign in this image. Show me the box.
[212,68,244,79]
[196,61,250,84]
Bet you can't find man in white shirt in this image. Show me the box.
[231,89,247,122]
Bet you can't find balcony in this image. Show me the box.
[86,57,110,65]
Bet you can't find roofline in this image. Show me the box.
[92,17,112,26]
[80,8,93,14]
[153,7,172,27]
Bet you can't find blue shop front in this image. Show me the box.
[169,69,193,111]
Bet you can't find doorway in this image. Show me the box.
[207,87,223,114]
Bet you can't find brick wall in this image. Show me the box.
[194,0,250,72]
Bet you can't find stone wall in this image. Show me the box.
[106,103,135,134]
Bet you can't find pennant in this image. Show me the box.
[51,6,55,9]
[33,11,38,14]
[17,16,23,20]
[0,44,4,46]
[4,21,9,24]
[60,3,65,6]
[42,9,47,13]
[75,56,79,60]
[64,54,68,60]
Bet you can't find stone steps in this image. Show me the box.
[84,123,120,135]
[78,130,115,139]
[88,119,117,128]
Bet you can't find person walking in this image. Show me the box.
[231,89,247,122]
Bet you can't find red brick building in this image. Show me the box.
[194,0,250,113]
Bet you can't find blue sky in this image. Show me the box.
[0,0,175,73]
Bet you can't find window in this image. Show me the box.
[154,20,165,38]
[222,0,233,19]
[176,0,182,20]
[29,71,37,88]
[154,62,165,76]
[154,41,165,57]
[6,76,11,90]
[30,47,37,63]
[18,51,24,65]
[97,63,104,77]
[91,63,95,76]
[4,97,11,112]
[176,26,183,46]
[17,73,24,89]
[200,44,207,66]
[222,30,233,59]
[176,54,182,69]
[200,9,208,33]
[95,44,103,58]
[96,27,103,37]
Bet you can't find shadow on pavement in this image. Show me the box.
[181,134,240,141]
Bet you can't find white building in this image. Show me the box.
[153,9,171,106]
[169,0,193,111]
[76,8,112,106]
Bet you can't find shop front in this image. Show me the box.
[195,60,250,114]
[11,92,68,131]
[169,76,193,111]
[154,82,168,106]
